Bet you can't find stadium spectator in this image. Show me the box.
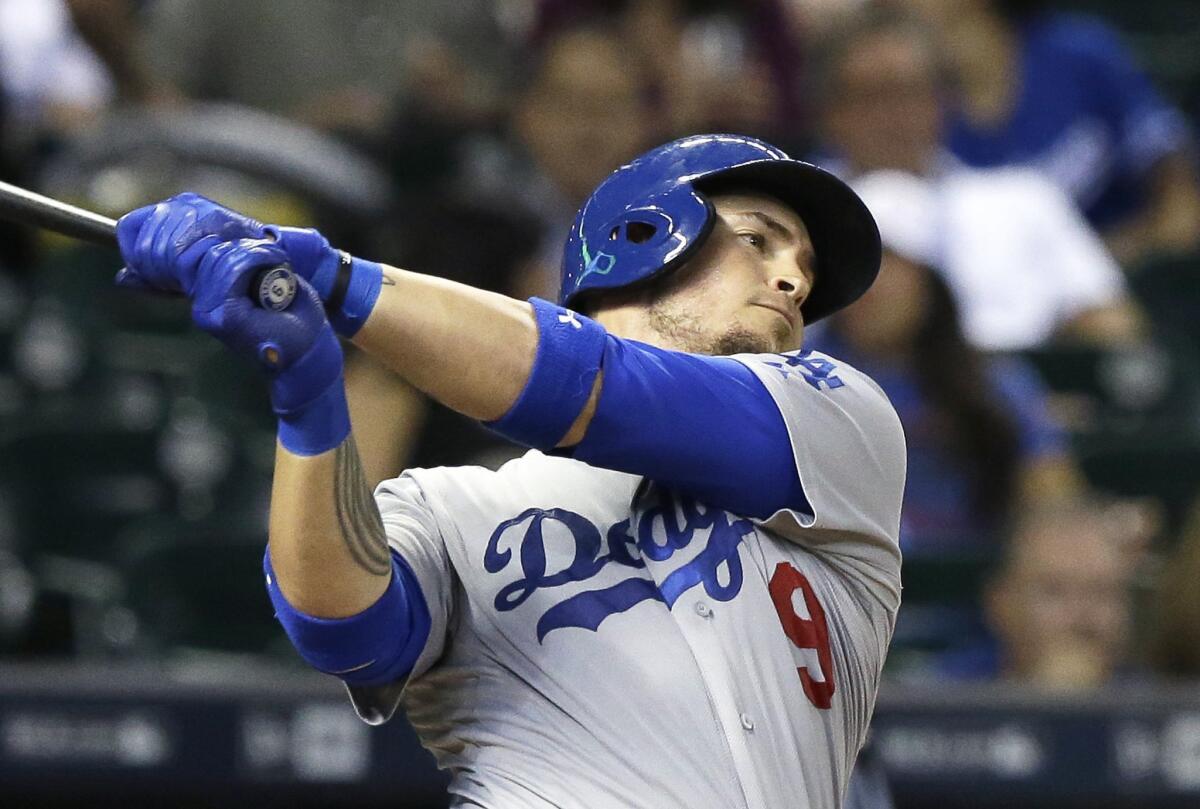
[852,168,1141,351]
[903,0,1200,265]
[811,8,1144,351]
[64,0,176,106]
[785,0,868,39]
[352,22,658,480]
[142,0,517,138]
[810,226,1084,558]
[494,20,659,302]
[950,502,1144,688]
[533,0,800,139]
[0,0,114,136]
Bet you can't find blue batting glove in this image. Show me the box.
[265,225,384,337]
[114,192,384,338]
[191,238,350,456]
[115,192,266,294]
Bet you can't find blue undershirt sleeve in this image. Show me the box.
[264,548,431,686]
[486,298,808,519]
[570,336,809,518]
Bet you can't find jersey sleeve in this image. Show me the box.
[344,473,456,724]
[732,351,906,604]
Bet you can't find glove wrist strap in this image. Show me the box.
[327,255,383,338]
[326,250,354,315]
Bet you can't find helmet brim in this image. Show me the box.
[696,159,881,324]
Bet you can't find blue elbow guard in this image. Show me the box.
[264,549,431,685]
[486,298,606,449]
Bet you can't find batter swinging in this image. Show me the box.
[115,134,905,809]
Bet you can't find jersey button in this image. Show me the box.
[740,713,755,732]
[694,601,712,618]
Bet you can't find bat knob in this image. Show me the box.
[252,265,297,311]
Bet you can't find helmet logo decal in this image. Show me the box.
[579,240,617,283]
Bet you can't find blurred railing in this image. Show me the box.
[3,662,1200,808]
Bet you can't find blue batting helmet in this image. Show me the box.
[559,134,881,324]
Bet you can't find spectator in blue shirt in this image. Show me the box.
[905,0,1200,264]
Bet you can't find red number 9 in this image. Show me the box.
[769,562,835,710]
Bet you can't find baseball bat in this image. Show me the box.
[0,179,297,311]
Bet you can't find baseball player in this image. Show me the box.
[114,134,905,808]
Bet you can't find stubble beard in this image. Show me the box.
[647,299,779,356]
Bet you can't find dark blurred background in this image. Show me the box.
[2,1,1200,807]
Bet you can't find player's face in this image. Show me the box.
[640,192,816,355]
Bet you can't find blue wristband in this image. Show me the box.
[271,323,350,455]
[485,298,607,449]
[275,380,352,456]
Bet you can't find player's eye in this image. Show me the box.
[738,231,767,251]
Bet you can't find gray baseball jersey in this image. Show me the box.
[351,349,905,809]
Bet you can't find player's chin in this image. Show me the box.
[711,320,788,356]
[763,311,804,352]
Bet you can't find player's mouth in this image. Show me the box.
[753,301,798,331]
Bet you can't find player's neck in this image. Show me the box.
[591,305,680,351]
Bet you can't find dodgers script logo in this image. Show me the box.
[484,492,755,642]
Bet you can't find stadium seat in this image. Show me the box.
[1129,250,1200,352]
[1017,340,1200,440]
[117,527,282,657]
[1076,435,1200,529]
[0,415,172,563]
[886,554,996,677]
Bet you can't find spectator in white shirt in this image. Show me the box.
[810,5,1143,350]
[852,168,1141,351]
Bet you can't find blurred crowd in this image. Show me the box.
[1,0,1200,705]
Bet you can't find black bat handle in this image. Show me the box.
[0,179,296,311]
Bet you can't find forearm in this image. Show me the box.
[344,349,428,488]
[1105,153,1200,263]
[267,433,431,687]
[268,434,391,618]
[351,265,538,421]
[109,202,431,678]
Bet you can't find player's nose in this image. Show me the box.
[769,271,812,307]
